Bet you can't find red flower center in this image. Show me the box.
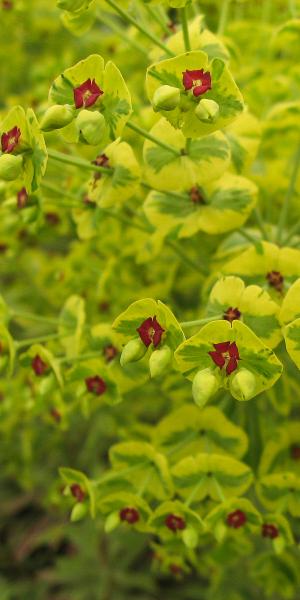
[50,408,61,423]
[32,354,48,376]
[85,375,107,396]
[17,187,28,209]
[137,316,165,348]
[1,126,21,154]
[170,564,182,575]
[92,153,110,168]
[73,79,103,109]
[226,509,247,529]
[290,444,300,460]
[119,507,140,524]
[262,523,279,539]
[223,307,241,323]
[189,186,206,204]
[266,271,284,292]
[103,344,118,363]
[182,69,212,97]
[209,341,240,375]
[70,483,85,503]
[165,513,186,532]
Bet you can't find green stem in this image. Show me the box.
[185,478,205,513]
[166,240,206,275]
[58,351,102,365]
[96,12,148,56]
[126,121,181,157]
[212,477,226,502]
[239,228,261,246]
[15,333,60,349]
[245,401,261,472]
[282,218,300,246]
[137,468,153,497]
[144,3,170,36]
[180,314,223,328]
[104,0,175,56]
[185,138,192,155]
[180,5,191,51]
[11,310,59,326]
[48,149,113,176]
[276,139,300,244]
[253,207,269,240]
[217,0,231,35]
[41,181,81,202]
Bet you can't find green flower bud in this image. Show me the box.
[153,85,181,112]
[195,99,219,123]
[40,104,75,132]
[105,511,120,533]
[70,502,88,522]
[192,368,219,408]
[120,337,147,367]
[230,368,256,401]
[182,527,198,549]
[0,153,23,181]
[76,110,106,146]
[149,344,172,378]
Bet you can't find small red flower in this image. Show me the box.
[266,271,284,293]
[290,445,300,460]
[1,126,21,153]
[137,316,165,348]
[70,483,86,503]
[223,307,241,323]
[262,523,279,539]
[170,564,182,576]
[182,69,212,97]
[165,514,186,532]
[17,187,28,209]
[189,186,205,204]
[92,153,110,168]
[45,212,60,226]
[103,344,118,363]
[50,408,61,423]
[226,509,247,529]
[73,79,103,109]
[85,375,107,396]
[119,507,140,524]
[32,354,48,376]
[2,1,13,9]
[209,341,240,375]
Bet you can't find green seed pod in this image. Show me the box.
[195,99,219,123]
[149,344,172,378]
[76,110,106,145]
[105,511,120,533]
[120,337,147,367]
[231,368,256,401]
[0,153,23,181]
[153,85,181,112]
[70,502,88,522]
[40,104,75,132]
[192,368,219,408]
[182,527,199,549]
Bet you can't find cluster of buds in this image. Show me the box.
[120,316,172,378]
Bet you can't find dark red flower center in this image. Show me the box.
[165,513,186,532]
[17,187,28,209]
[73,79,103,109]
[2,0,13,9]
[290,444,300,460]
[50,408,61,423]
[85,375,107,396]
[92,153,110,168]
[223,307,241,323]
[189,186,206,204]
[266,271,284,292]
[262,523,279,539]
[1,126,21,153]
[70,483,85,503]
[137,316,165,348]
[119,507,140,524]
[45,212,60,226]
[32,354,48,376]
[170,564,182,575]
[209,341,240,375]
[103,344,118,363]
[226,509,247,529]
[182,69,212,97]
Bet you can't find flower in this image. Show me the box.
[137,316,165,348]
[103,344,118,363]
[70,484,85,503]
[290,445,300,460]
[223,307,242,323]
[17,187,28,209]
[182,69,212,97]
[85,375,107,396]
[267,270,284,293]
[165,513,186,532]
[1,126,21,154]
[189,186,206,204]
[209,341,240,375]
[119,507,140,524]
[226,509,247,528]
[73,78,103,109]
[262,523,279,539]
[31,354,48,376]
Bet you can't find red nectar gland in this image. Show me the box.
[182,69,212,97]
[1,126,21,154]
[70,483,86,503]
[226,509,247,529]
[209,341,240,375]
[262,523,279,539]
[73,79,103,109]
[165,513,186,532]
[266,271,284,293]
[223,307,241,323]
[31,354,48,376]
[85,375,107,396]
[137,316,165,348]
[119,507,140,524]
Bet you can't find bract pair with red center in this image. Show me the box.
[205,498,262,542]
[98,492,151,533]
[150,500,203,549]
[209,341,240,376]
[182,69,212,97]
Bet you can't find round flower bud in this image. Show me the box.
[120,337,147,367]
[153,85,181,112]
[149,344,172,378]
[105,511,120,533]
[70,502,88,522]
[195,99,219,123]
[40,104,75,132]
[230,369,256,401]
[192,368,219,408]
[0,153,23,181]
[76,110,106,146]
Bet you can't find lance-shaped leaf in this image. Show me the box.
[206,276,281,348]
[205,498,261,542]
[0,323,15,376]
[59,466,96,518]
[144,173,257,238]
[224,111,261,174]
[109,441,173,500]
[171,453,253,501]
[175,320,283,401]
[253,552,299,599]
[256,472,300,517]
[154,405,248,460]
[98,491,152,533]
[149,500,205,548]
[259,422,300,476]
[146,51,244,138]
[143,118,230,192]
[87,139,141,208]
[58,295,86,358]
[19,343,63,390]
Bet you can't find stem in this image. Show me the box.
[104,0,175,57]
[96,12,149,56]
[185,478,205,513]
[185,138,192,155]
[15,333,60,349]
[245,401,261,472]
[217,0,230,35]
[282,218,300,246]
[59,351,102,365]
[137,468,153,497]
[212,477,226,502]
[276,139,300,244]
[48,149,113,176]
[144,3,170,36]
[180,5,191,51]
[253,207,269,240]
[180,315,223,328]
[166,240,206,275]
[11,311,59,326]
[126,121,181,157]
[239,228,261,245]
